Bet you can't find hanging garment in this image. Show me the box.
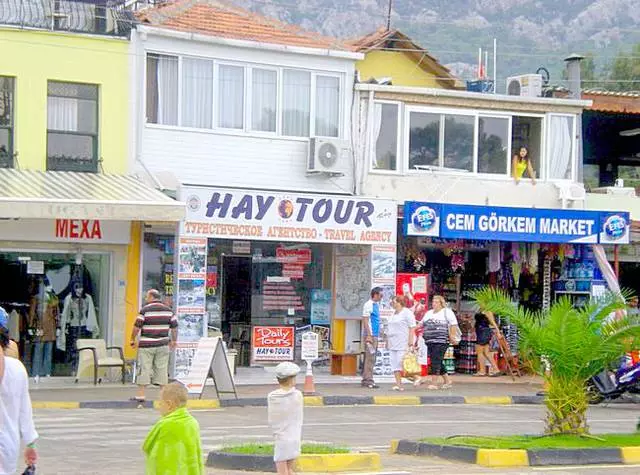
[9,309,20,341]
[529,243,540,270]
[488,243,501,273]
[57,294,99,351]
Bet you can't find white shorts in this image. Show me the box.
[389,349,406,372]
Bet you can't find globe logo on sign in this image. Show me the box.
[411,206,437,233]
[604,214,626,240]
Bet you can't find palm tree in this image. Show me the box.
[472,287,640,435]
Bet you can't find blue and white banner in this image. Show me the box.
[404,202,630,244]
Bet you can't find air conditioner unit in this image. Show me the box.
[506,74,543,97]
[307,138,348,175]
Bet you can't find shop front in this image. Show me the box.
[0,169,185,378]
[401,201,629,375]
[155,185,397,375]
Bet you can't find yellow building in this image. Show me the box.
[348,28,463,89]
[0,10,183,375]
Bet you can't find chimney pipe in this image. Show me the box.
[564,53,585,99]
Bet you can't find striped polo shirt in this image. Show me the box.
[135,300,178,348]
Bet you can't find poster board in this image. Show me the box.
[252,326,295,362]
[178,337,237,399]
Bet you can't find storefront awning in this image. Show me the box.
[0,169,185,221]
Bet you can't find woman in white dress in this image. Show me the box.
[387,296,416,391]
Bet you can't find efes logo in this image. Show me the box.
[411,206,437,233]
[604,214,627,240]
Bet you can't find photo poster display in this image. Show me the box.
[178,337,237,399]
[173,342,199,380]
[310,289,331,325]
[176,237,208,351]
[371,244,397,341]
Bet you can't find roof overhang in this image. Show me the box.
[137,25,364,61]
[0,169,185,221]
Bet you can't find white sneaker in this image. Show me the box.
[34,376,40,384]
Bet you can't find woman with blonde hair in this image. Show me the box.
[387,296,416,391]
[416,295,459,389]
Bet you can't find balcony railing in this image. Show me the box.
[47,155,99,172]
[0,0,136,37]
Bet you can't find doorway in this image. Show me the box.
[221,255,252,366]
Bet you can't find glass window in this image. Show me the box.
[443,115,474,171]
[282,70,310,137]
[251,69,277,132]
[512,116,542,179]
[373,103,399,171]
[181,57,213,129]
[408,111,440,169]
[547,114,575,180]
[146,53,179,126]
[315,75,340,137]
[218,64,245,129]
[142,233,175,304]
[0,76,14,168]
[47,81,99,171]
[478,116,509,174]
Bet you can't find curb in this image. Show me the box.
[31,394,544,409]
[206,451,381,473]
[392,439,640,467]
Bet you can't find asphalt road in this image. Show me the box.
[30,404,640,474]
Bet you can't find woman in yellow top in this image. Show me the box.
[512,146,536,185]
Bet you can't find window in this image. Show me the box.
[218,65,244,129]
[47,81,98,171]
[372,103,399,171]
[443,115,474,172]
[547,114,574,180]
[146,54,178,126]
[478,116,510,174]
[251,69,277,132]
[0,76,14,168]
[512,116,542,179]
[283,70,310,137]
[315,75,339,137]
[182,58,213,129]
[408,111,440,169]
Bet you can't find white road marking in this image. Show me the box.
[533,464,640,471]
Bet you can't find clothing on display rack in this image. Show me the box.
[57,282,99,366]
[29,279,60,377]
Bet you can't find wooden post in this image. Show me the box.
[614,244,620,278]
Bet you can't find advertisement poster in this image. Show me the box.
[371,245,396,283]
[310,289,331,325]
[176,237,207,351]
[252,326,295,362]
[180,187,397,246]
[396,273,429,306]
[312,325,331,353]
[334,245,370,318]
[173,342,199,380]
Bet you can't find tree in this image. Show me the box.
[472,288,640,435]
[608,43,640,92]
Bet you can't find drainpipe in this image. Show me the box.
[564,54,585,183]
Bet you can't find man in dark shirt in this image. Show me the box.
[130,289,178,402]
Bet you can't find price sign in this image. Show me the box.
[301,332,319,361]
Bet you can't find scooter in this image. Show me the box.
[587,356,640,404]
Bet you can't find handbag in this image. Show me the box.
[402,350,421,376]
[449,325,462,346]
[22,465,36,475]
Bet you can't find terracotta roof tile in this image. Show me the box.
[137,0,353,52]
[583,89,640,114]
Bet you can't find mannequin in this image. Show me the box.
[58,281,99,367]
[29,277,60,381]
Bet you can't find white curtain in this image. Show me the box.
[548,115,574,180]
[157,55,178,126]
[283,70,310,137]
[218,65,244,129]
[251,69,277,132]
[369,102,383,168]
[315,75,339,137]
[182,58,213,129]
[47,97,78,132]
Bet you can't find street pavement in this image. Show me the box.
[30,403,640,474]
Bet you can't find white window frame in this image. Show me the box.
[510,112,546,183]
[476,113,512,178]
[369,100,403,175]
[544,112,578,183]
[143,51,345,141]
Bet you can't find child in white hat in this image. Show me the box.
[268,362,303,475]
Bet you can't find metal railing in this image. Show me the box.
[47,155,99,172]
[0,0,136,37]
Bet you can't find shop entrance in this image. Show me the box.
[221,255,252,366]
[0,250,110,377]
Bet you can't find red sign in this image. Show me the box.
[282,264,304,279]
[252,326,294,361]
[276,247,312,264]
[396,273,429,320]
[55,219,103,240]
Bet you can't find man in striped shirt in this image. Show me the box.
[130,289,178,402]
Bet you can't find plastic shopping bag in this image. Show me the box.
[402,350,421,376]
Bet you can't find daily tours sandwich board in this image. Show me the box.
[178,337,237,399]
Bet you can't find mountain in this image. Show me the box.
[234,0,640,91]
